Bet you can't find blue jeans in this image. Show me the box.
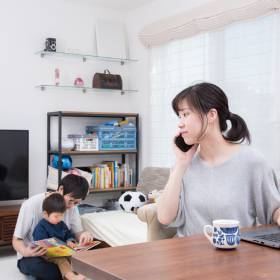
[17,257,62,280]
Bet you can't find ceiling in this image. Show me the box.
[88,0,155,12]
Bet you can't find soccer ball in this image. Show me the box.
[118,191,147,213]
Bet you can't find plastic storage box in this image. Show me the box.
[86,125,136,150]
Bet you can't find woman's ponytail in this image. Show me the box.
[223,113,251,144]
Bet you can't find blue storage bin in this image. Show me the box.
[86,125,136,150]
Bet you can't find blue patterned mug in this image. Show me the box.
[203,219,240,249]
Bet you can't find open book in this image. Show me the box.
[33,238,101,257]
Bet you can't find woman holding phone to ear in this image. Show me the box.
[157,82,280,236]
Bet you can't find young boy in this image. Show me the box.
[33,193,85,280]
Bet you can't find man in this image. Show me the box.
[13,174,93,280]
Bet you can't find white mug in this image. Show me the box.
[203,219,240,249]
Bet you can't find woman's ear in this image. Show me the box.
[57,186,64,195]
[207,108,218,124]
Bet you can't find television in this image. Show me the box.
[0,130,29,201]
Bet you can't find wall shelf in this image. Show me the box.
[36,85,137,95]
[35,50,138,65]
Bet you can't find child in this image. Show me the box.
[33,193,85,280]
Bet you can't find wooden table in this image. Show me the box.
[72,227,280,280]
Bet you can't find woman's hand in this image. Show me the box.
[78,231,93,246]
[23,245,48,257]
[273,208,280,225]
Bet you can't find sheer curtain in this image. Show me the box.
[149,12,280,175]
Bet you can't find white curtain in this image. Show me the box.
[139,0,280,47]
[149,12,280,175]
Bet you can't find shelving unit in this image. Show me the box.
[47,111,139,193]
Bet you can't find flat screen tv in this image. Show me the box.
[0,130,29,201]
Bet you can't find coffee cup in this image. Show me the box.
[203,219,240,249]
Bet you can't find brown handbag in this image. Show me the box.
[92,69,123,90]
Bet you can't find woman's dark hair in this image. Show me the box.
[172,82,251,143]
[59,174,89,200]
[43,193,66,214]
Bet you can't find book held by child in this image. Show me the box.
[33,238,101,257]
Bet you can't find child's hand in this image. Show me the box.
[66,240,76,249]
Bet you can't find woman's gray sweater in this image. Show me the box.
[170,145,280,236]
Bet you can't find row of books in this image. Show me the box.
[91,161,133,189]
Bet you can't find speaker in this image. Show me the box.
[44,38,56,52]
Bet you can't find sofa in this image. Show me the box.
[81,167,176,246]
[136,167,177,241]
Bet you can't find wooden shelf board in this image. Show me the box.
[48,150,137,155]
[47,111,139,118]
[89,187,136,193]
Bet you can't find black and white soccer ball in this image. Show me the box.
[118,191,147,213]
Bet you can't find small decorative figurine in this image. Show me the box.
[74,77,84,87]
[55,68,60,86]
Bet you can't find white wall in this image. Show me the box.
[125,0,215,169]
[0,0,143,196]
[0,0,214,197]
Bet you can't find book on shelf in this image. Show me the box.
[90,161,133,190]
[32,238,101,257]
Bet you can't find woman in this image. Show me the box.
[157,82,280,236]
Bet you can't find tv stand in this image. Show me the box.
[0,205,20,246]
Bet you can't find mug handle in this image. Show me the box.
[203,225,213,244]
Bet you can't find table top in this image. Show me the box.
[72,226,280,280]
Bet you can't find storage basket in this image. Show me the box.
[68,134,99,151]
[86,125,136,150]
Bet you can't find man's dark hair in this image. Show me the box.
[43,193,66,214]
[59,174,89,200]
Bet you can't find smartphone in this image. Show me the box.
[175,135,193,152]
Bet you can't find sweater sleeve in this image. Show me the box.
[33,221,49,241]
[254,162,280,224]
[168,183,186,228]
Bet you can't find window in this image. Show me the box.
[150,12,280,174]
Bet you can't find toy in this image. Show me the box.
[118,191,147,213]
[148,189,162,203]
[74,77,84,87]
[55,68,60,86]
[51,155,72,170]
